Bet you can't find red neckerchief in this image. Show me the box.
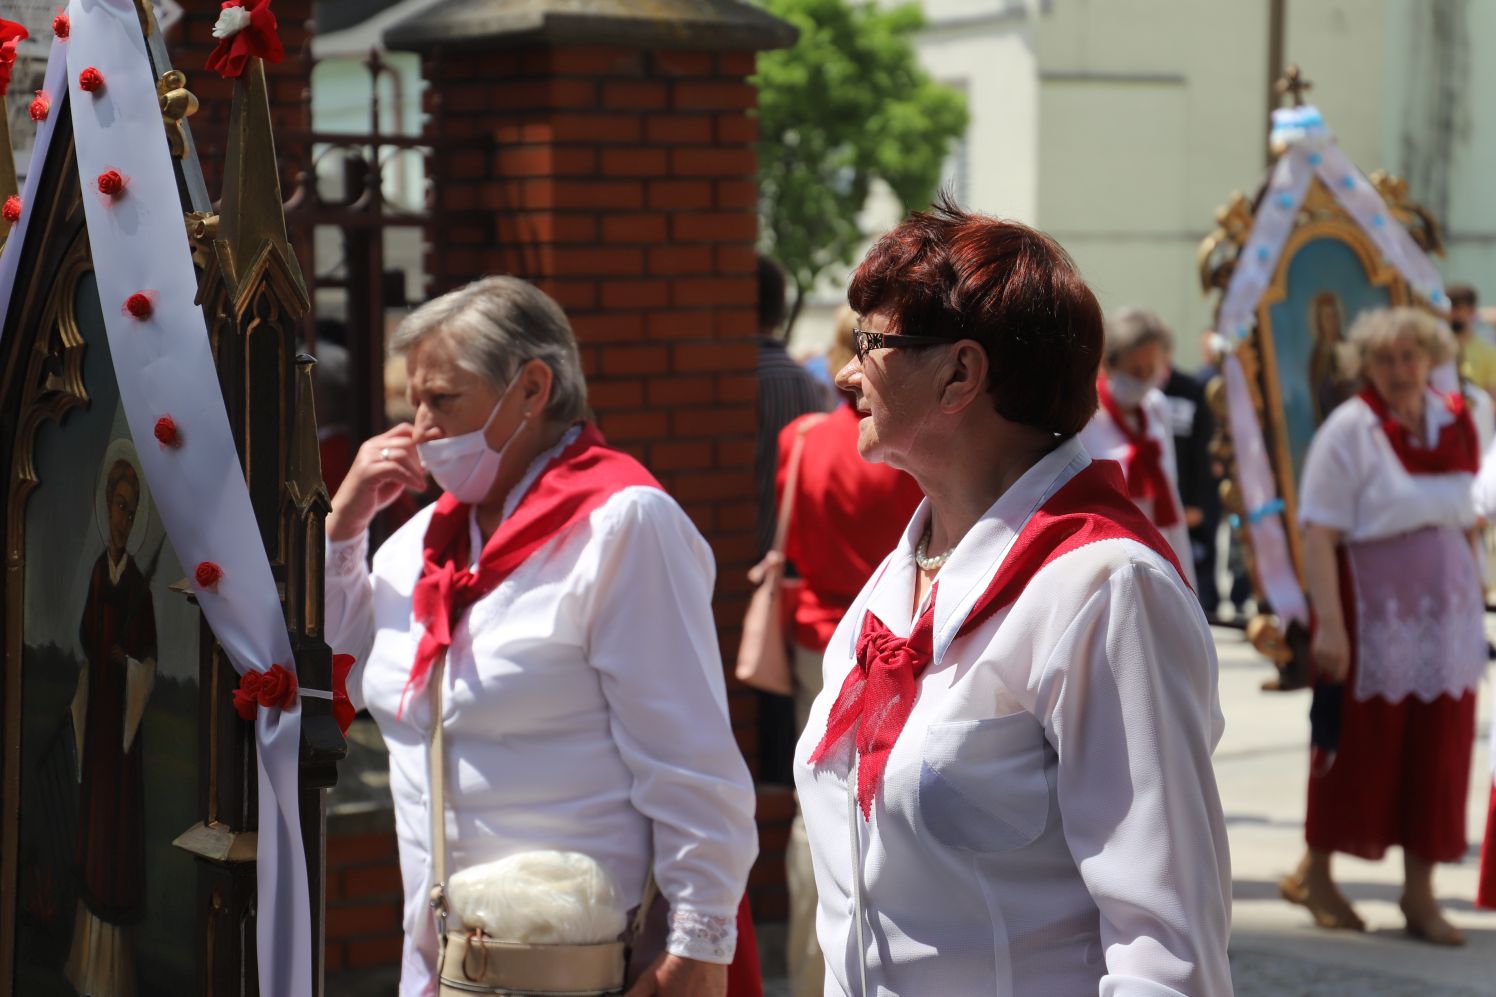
[1095,375,1180,527]
[402,423,661,717]
[1357,386,1479,476]
[808,458,1185,820]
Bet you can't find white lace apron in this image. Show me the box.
[1344,525,1486,703]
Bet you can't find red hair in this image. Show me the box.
[847,196,1103,436]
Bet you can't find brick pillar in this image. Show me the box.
[387,0,796,920]
[165,2,314,197]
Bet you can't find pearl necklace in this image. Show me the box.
[914,526,956,571]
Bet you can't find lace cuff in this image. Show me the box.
[326,533,369,579]
[665,908,736,965]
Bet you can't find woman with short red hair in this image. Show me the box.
[793,199,1231,995]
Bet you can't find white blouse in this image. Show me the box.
[793,436,1232,997]
[325,440,757,996]
[1299,390,1476,540]
[1079,388,1198,588]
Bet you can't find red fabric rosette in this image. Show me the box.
[52,14,69,40]
[0,20,28,98]
[98,170,127,197]
[29,92,50,122]
[78,67,104,93]
[2,196,19,224]
[233,664,298,721]
[124,291,155,320]
[257,664,298,710]
[233,669,263,720]
[206,1,285,81]
[154,416,181,448]
[195,561,224,592]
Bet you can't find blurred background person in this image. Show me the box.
[1080,307,1197,586]
[1160,330,1216,610]
[768,304,922,996]
[1449,282,1496,401]
[1450,281,1496,348]
[755,255,832,786]
[1281,308,1483,946]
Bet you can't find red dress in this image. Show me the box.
[1303,389,1482,863]
[76,551,156,923]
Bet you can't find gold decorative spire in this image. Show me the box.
[216,57,307,306]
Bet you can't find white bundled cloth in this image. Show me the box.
[447,851,629,945]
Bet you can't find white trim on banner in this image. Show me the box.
[0,5,313,995]
[1209,105,1447,630]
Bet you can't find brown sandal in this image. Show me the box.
[1279,874,1366,931]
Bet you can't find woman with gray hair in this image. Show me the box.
[323,276,759,995]
[1280,306,1482,946]
[1078,306,1196,584]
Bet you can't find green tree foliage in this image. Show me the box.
[753,0,968,330]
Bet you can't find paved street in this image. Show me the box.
[1210,625,1495,995]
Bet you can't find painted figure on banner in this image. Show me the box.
[1266,236,1392,482]
[64,439,158,997]
[1307,290,1354,422]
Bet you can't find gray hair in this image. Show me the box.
[389,276,588,423]
[1341,306,1455,380]
[1104,306,1174,366]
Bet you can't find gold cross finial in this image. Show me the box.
[1274,65,1313,107]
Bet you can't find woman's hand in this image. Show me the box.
[1311,619,1350,682]
[325,425,428,542]
[747,550,784,586]
[624,953,726,997]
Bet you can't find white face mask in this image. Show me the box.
[1107,370,1152,409]
[417,375,530,504]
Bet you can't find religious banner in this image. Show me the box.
[1198,70,1446,684]
[0,2,338,995]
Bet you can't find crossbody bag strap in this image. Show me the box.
[769,413,825,556]
[427,652,449,945]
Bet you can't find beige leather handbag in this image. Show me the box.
[735,413,824,695]
[427,654,656,996]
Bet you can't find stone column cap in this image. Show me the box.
[385,0,798,53]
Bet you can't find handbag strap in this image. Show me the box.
[770,413,826,556]
[428,652,450,939]
[426,652,660,949]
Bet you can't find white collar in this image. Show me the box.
[107,548,129,585]
[467,424,583,568]
[861,435,1092,666]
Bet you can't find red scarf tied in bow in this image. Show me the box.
[1096,374,1180,527]
[808,458,1186,819]
[402,423,660,717]
[1357,386,1479,476]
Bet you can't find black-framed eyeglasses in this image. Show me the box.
[852,329,951,363]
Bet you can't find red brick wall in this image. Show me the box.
[421,44,764,757]
[324,828,405,974]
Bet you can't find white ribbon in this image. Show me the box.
[0,5,312,995]
[1210,105,1447,629]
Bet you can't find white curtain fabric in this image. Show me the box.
[1210,106,1447,629]
[0,5,312,995]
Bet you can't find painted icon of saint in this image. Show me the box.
[64,441,157,997]
[1307,290,1353,422]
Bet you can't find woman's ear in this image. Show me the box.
[938,341,990,414]
[520,359,554,417]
